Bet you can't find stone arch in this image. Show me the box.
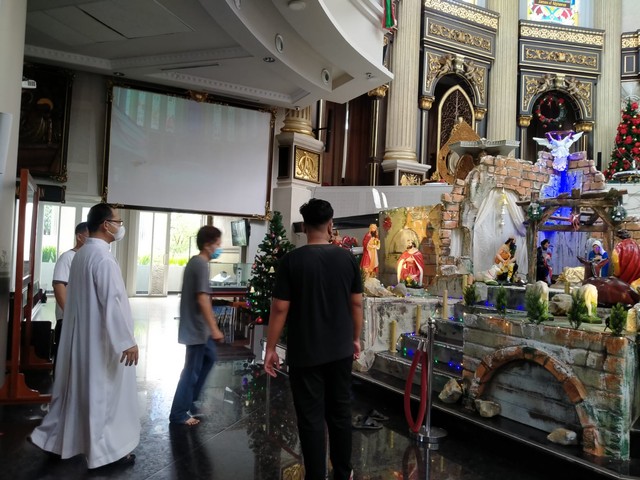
[469,345,604,456]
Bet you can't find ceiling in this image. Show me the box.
[24,0,393,108]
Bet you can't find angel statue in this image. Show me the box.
[533,130,583,172]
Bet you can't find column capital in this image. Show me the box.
[368,84,389,98]
[575,121,594,133]
[474,108,487,121]
[518,115,533,128]
[280,107,314,137]
[419,96,435,110]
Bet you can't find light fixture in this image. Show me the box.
[275,34,284,53]
[288,0,306,11]
[321,68,330,85]
[113,72,125,77]
[263,56,276,63]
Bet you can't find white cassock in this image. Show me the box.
[31,237,140,468]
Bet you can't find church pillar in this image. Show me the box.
[593,0,621,163]
[0,0,27,387]
[368,85,389,185]
[273,107,321,245]
[486,0,519,141]
[518,115,532,160]
[382,0,430,185]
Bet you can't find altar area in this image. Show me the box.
[353,140,640,465]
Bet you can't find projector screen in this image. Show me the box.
[105,85,273,216]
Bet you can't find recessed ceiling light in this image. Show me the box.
[263,57,276,63]
[113,72,125,77]
[275,34,284,53]
[288,0,306,11]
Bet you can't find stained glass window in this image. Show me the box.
[527,0,579,26]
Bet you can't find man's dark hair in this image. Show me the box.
[300,199,333,229]
[87,203,114,233]
[75,222,88,235]
[541,239,550,247]
[197,226,222,250]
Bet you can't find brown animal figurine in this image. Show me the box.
[577,256,640,306]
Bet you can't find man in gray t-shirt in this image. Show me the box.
[170,226,225,425]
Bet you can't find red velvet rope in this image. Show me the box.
[404,348,429,433]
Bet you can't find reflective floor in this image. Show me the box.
[0,296,612,479]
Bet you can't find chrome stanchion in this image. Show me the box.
[412,316,447,446]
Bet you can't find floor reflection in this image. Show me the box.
[0,296,613,479]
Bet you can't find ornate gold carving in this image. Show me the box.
[462,60,485,103]
[420,96,435,110]
[188,90,209,102]
[575,121,594,133]
[522,73,592,117]
[281,463,305,480]
[519,22,604,47]
[424,0,498,30]
[524,47,597,68]
[428,22,491,52]
[518,115,532,128]
[474,108,487,121]
[368,84,389,98]
[436,119,480,185]
[294,147,321,183]
[426,53,454,92]
[51,166,68,183]
[622,33,639,49]
[400,172,422,186]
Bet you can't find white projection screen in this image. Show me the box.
[105,85,273,216]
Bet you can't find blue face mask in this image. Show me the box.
[210,247,223,260]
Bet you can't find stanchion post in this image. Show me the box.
[413,316,447,445]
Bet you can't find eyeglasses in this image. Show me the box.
[107,219,124,225]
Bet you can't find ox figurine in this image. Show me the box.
[577,256,640,307]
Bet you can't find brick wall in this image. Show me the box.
[463,313,639,460]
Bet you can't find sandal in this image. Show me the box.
[352,415,383,430]
[367,409,389,421]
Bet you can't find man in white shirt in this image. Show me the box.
[51,221,88,366]
[31,203,139,470]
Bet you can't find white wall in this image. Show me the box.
[622,0,640,32]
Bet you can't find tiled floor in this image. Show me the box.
[0,296,614,479]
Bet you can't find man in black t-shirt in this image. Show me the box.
[264,199,364,480]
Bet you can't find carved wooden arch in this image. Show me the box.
[521,73,594,121]
[469,345,604,456]
[425,52,487,109]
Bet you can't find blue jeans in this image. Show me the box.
[169,338,217,423]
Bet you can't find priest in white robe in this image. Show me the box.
[31,203,140,469]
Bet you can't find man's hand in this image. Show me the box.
[211,327,225,342]
[263,349,279,378]
[120,345,139,366]
[353,340,361,360]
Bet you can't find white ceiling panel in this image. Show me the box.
[78,0,193,39]
[27,11,93,46]
[45,6,124,42]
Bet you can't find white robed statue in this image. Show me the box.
[31,205,140,469]
[533,130,583,172]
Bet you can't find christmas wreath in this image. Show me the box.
[534,95,567,129]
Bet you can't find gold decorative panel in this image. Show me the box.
[294,147,321,183]
[524,47,597,69]
[519,21,604,47]
[428,22,491,52]
[521,73,593,118]
[424,0,498,29]
[622,33,639,49]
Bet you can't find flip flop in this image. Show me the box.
[352,415,383,430]
[367,409,389,421]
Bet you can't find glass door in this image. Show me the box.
[136,211,170,296]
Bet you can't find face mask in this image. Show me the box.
[108,223,126,242]
[210,247,222,260]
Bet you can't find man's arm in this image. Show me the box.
[197,293,224,341]
[52,282,66,314]
[350,293,363,359]
[264,298,289,377]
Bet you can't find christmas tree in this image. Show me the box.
[604,99,640,180]
[246,211,294,325]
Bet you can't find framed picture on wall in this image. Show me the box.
[17,63,73,182]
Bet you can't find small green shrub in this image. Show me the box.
[496,285,508,318]
[169,257,188,266]
[567,290,589,330]
[463,283,480,312]
[41,246,57,263]
[137,254,151,266]
[525,288,551,324]
[608,303,627,336]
